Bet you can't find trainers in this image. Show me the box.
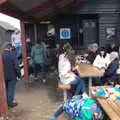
[82,92,89,98]
[8,102,18,108]
[34,77,38,81]
[29,74,34,81]
[42,79,46,83]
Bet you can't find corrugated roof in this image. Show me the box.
[0,21,15,31]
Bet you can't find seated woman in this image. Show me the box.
[58,43,85,95]
[93,47,110,70]
[102,52,119,84]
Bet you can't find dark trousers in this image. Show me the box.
[34,63,45,78]
[54,105,63,118]
[53,105,72,119]
[5,80,17,106]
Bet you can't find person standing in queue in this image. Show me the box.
[2,42,21,108]
[31,40,46,83]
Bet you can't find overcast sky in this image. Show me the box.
[0,13,20,29]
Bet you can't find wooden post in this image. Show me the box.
[34,24,37,43]
[20,21,29,81]
[0,54,8,115]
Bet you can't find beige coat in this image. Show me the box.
[58,54,76,84]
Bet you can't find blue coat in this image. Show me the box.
[2,50,21,81]
[104,59,119,81]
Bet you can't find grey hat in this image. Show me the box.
[110,52,119,59]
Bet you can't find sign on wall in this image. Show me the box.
[106,27,116,40]
[60,28,71,39]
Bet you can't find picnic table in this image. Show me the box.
[91,86,120,120]
[97,98,120,120]
[76,63,103,96]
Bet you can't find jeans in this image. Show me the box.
[15,45,22,57]
[34,63,45,78]
[54,105,63,118]
[69,76,85,95]
[5,80,17,106]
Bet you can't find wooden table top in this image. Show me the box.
[76,63,104,78]
[91,86,120,120]
[97,98,120,120]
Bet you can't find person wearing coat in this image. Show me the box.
[86,43,99,64]
[58,43,85,95]
[93,47,110,70]
[2,42,21,108]
[103,52,119,84]
[31,40,46,82]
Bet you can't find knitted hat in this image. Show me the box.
[110,52,119,59]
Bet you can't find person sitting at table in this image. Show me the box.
[103,52,119,85]
[86,43,99,64]
[58,43,85,95]
[93,47,110,70]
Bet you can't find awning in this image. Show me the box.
[0,0,87,22]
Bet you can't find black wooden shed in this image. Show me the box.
[54,0,120,48]
[24,0,120,49]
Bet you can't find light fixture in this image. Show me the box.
[40,21,51,24]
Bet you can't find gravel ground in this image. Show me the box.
[3,72,64,120]
[0,71,109,120]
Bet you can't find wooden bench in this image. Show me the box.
[97,98,120,120]
[91,86,120,120]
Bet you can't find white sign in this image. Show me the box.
[60,28,71,39]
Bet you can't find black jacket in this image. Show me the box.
[104,59,119,81]
[27,41,33,57]
[87,51,98,64]
[2,50,21,81]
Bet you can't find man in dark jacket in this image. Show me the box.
[103,52,119,84]
[87,43,99,64]
[44,33,56,49]
[2,42,21,108]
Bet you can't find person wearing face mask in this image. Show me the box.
[93,47,110,70]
